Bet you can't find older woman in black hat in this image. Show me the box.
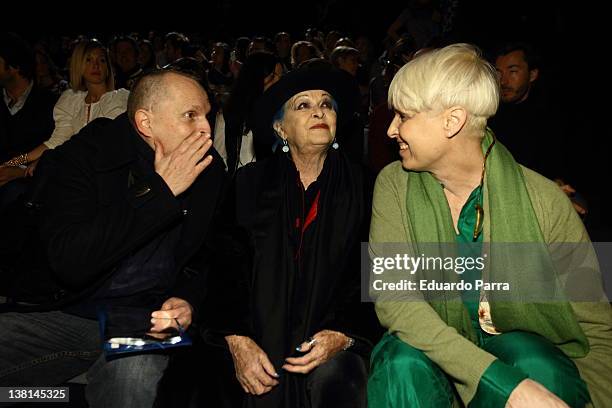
[204,60,379,408]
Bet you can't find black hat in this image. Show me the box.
[252,59,359,135]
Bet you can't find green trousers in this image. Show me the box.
[368,331,590,407]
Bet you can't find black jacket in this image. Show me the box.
[31,113,225,316]
[205,151,382,407]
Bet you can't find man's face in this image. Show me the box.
[338,55,359,77]
[164,41,179,63]
[35,52,49,77]
[276,35,291,56]
[115,41,138,73]
[495,50,538,104]
[211,46,225,65]
[247,41,266,55]
[148,73,212,154]
[296,45,312,66]
[0,56,16,86]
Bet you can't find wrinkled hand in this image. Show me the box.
[282,330,349,374]
[506,379,569,408]
[154,130,213,196]
[226,335,279,395]
[0,165,26,187]
[148,297,193,338]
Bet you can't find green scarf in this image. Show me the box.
[404,129,588,357]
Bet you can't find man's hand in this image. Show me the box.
[506,379,569,408]
[226,335,279,395]
[555,179,587,216]
[154,131,213,196]
[149,297,193,336]
[0,165,26,187]
[282,330,349,374]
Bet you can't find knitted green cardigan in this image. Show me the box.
[370,135,612,406]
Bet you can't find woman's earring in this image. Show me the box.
[331,138,339,150]
[282,139,289,153]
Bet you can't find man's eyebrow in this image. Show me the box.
[180,104,211,114]
[181,104,203,111]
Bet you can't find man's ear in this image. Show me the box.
[529,68,539,84]
[134,109,153,138]
[443,106,467,138]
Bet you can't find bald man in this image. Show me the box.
[0,69,226,407]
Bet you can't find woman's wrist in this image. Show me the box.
[3,153,28,167]
[225,334,248,348]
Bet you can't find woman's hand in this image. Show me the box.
[282,329,349,375]
[506,379,569,408]
[0,165,26,187]
[226,335,279,395]
[25,159,40,177]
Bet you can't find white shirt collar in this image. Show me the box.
[3,80,34,115]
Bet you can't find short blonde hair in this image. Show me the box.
[388,43,499,132]
[69,39,115,92]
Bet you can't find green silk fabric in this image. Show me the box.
[369,331,590,407]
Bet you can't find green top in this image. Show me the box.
[369,132,612,406]
[456,184,483,320]
[456,185,483,244]
[456,185,526,406]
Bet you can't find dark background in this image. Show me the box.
[14,1,599,95]
[6,0,608,236]
[11,1,594,47]
[14,1,599,97]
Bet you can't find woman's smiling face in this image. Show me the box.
[387,108,449,172]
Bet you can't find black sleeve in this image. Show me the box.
[319,240,384,355]
[170,157,228,322]
[318,167,383,352]
[199,176,255,347]
[41,128,182,289]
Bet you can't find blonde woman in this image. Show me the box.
[368,43,612,407]
[4,39,129,176]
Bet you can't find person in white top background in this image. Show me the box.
[2,38,129,178]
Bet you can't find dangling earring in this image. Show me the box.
[282,138,289,153]
[331,138,339,150]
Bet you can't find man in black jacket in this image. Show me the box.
[488,41,587,217]
[0,69,225,408]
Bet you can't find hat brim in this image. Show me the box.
[252,62,359,135]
